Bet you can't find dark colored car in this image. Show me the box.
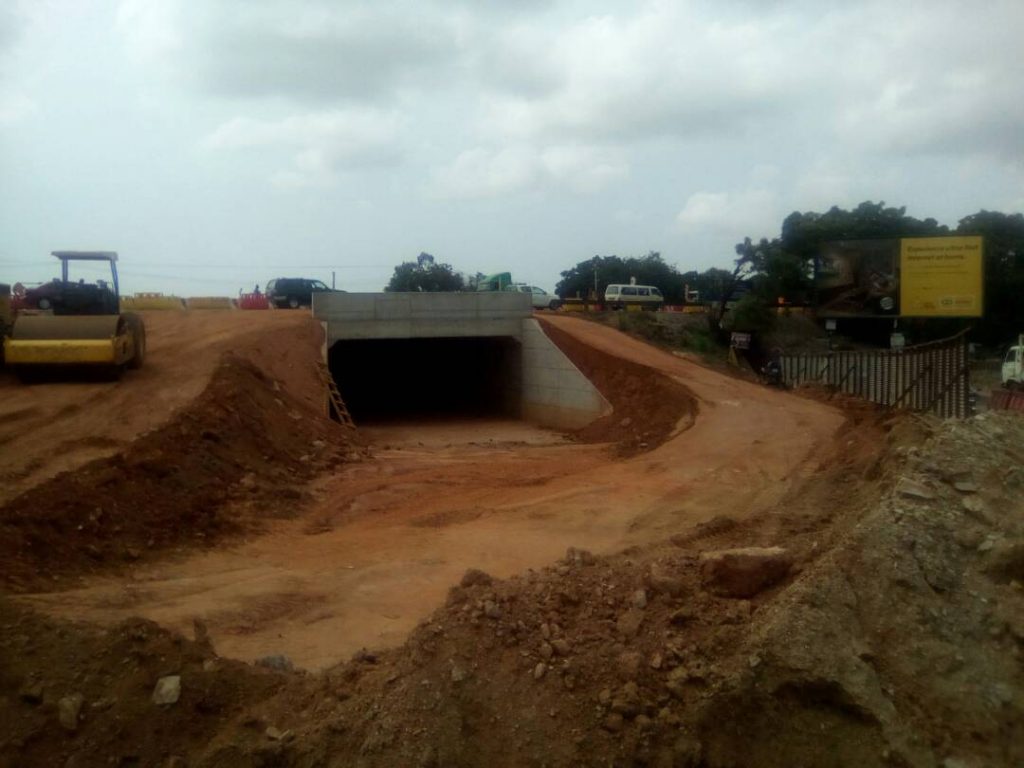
[24,277,120,315]
[265,278,334,309]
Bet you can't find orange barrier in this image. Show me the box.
[238,292,270,310]
[991,389,1024,412]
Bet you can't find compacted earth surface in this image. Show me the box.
[0,310,1021,767]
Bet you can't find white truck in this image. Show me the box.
[504,283,561,310]
[1003,334,1023,389]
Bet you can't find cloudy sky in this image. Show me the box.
[1,0,1022,295]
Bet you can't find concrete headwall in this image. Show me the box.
[314,292,608,430]
[520,319,611,429]
[314,291,530,341]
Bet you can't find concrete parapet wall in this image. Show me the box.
[315,291,531,341]
[520,319,610,429]
[185,296,237,310]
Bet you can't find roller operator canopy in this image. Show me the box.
[51,251,118,262]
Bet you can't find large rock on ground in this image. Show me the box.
[699,546,793,598]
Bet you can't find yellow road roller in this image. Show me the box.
[2,251,145,374]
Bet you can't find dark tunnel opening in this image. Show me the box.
[328,336,522,423]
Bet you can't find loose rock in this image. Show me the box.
[19,679,44,705]
[256,654,294,672]
[151,676,181,706]
[602,713,624,732]
[699,547,793,598]
[460,569,493,588]
[616,609,644,638]
[896,477,935,500]
[57,693,84,731]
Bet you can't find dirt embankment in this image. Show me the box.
[0,347,362,592]
[0,312,328,505]
[541,320,697,455]
[3,406,1020,767]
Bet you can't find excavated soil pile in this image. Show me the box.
[0,355,360,592]
[4,410,1019,767]
[541,321,697,455]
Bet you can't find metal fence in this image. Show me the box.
[780,331,970,418]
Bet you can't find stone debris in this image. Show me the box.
[19,679,44,705]
[256,654,294,672]
[460,569,493,588]
[57,693,84,732]
[896,477,935,500]
[151,676,181,706]
[699,547,793,598]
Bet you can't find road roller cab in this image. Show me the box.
[2,251,146,374]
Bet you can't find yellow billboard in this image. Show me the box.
[899,236,983,317]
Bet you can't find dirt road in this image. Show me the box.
[21,314,844,670]
[0,311,318,504]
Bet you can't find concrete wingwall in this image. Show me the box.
[520,318,611,429]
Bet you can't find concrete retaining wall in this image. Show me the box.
[520,319,610,429]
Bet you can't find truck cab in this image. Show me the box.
[1003,340,1023,390]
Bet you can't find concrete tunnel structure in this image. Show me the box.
[312,292,610,428]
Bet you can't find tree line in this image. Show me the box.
[384,201,1024,347]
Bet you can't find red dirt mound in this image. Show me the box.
[540,320,697,455]
[0,354,360,592]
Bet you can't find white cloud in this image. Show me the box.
[204,109,402,187]
[676,188,780,237]
[0,90,34,124]
[429,147,540,200]
[116,0,182,67]
[429,143,627,199]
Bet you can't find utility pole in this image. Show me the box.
[332,270,336,290]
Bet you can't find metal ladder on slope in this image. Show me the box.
[315,360,356,428]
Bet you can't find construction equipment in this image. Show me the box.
[0,283,10,366]
[476,272,513,292]
[2,251,146,374]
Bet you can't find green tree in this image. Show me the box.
[956,210,1024,346]
[384,252,466,292]
[679,268,736,303]
[779,202,948,266]
[555,251,687,303]
[732,201,950,310]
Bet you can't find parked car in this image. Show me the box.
[265,278,334,309]
[604,283,664,310]
[503,283,561,310]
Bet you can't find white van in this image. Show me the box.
[604,284,664,310]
